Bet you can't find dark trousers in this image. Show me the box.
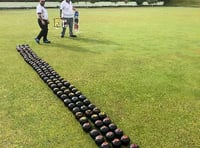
[36,19,48,41]
[61,18,73,36]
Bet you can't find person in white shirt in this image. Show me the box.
[60,0,77,38]
[35,0,51,44]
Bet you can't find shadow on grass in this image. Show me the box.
[42,36,119,53]
[51,42,98,53]
[77,36,119,45]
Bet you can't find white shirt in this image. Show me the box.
[36,4,48,20]
[60,0,74,18]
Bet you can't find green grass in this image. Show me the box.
[0,7,200,148]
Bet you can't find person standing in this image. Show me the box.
[35,0,51,44]
[60,0,77,38]
[74,10,79,31]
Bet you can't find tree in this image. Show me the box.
[147,0,158,4]
[163,0,170,5]
[135,0,143,5]
[110,0,118,3]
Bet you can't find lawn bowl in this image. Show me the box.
[56,90,63,97]
[63,89,70,95]
[58,77,64,81]
[103,117,111,125]
[114,128,123,138]
[83,99,90,106]
[88,104,96,110]
[68,103,75,110]
[75,112,84,119]
[75,101,83,107]
[72,107,80,114]
[50,83,57,89]
[60,86,67,91]
[105,131,115,141]
[112,138,121,148]
[79,116,88,125]
[93,107,100,114]
[69,85,75,89]
[79,95,86,101]
[98,112,107,119]
[72,88,78,93]
[100,141,111,148]
[68,92,74,98]
[63,98,72,106]
[90,129,100,139]
[53,87,59,94]
[95,120,104,128]
[80,105,88,112]
[49,75,55,79]
[91,114,99,122]
[75,91,82,96]
[85,109,93,117]
[100,125,109,135]
[63,81,70,87]
[95,135,105,146]
[46,79,52,83]
[71,96,79,103]
[121,135,130,145]
[60,94,68,100]
[82,122,92,132]
[108,123,117,131]
[57,82,63,88]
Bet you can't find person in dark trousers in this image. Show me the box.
[35,0,51,44]
[60,0,77,38]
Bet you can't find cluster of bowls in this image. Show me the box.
[16,44,138,148]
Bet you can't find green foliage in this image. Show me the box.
[166,0,200,6]
[110,0,118,3]
[135,0,143,5]
[0,8,200,148]
[90,0,98,3]
[163,0,170,4]
[147,0,158,4]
